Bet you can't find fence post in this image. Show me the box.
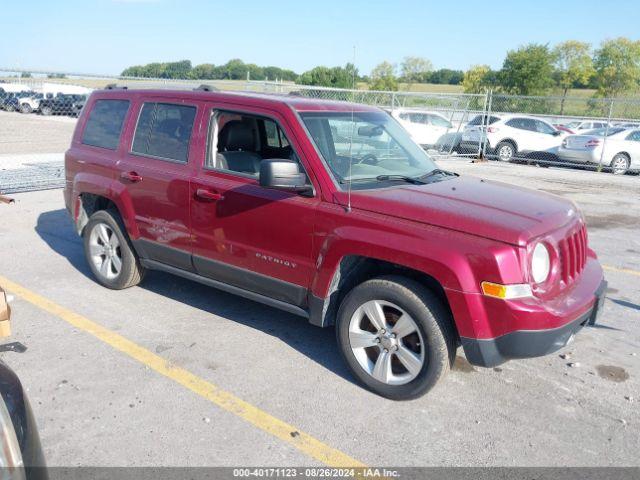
[391,92,396,110]
[597,99,614,172]
[479,90,492,160]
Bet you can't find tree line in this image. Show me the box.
[121,59,298,82]
[119,58,463,88]
[119,37,640,101]
[460,37,640,100]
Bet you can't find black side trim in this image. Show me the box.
[140,259,309,319]
[132,239,193,272]
[308,294,329,327]
[192,255,307,307]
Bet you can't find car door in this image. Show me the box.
[533,119,563,151]
[503,117,532,151]
[189,103,320,307]
[427,114,453,145]
[398,113,429,145]
[116,98,201,271]
[624,130,640,167]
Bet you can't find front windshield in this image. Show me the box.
[300,111,438,186]
[564,121,581,128]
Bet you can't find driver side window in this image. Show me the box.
[206,110,304,179]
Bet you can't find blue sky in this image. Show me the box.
[2,0,638,76]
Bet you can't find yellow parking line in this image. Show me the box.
[603,264,640,277]
[0,275,365,468]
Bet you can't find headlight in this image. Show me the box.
[531,242,551,284]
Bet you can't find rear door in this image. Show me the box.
[116,98,202,271]
[189,103,320,307]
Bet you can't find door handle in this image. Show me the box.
[120,171,143,183]
[195,188,224,202]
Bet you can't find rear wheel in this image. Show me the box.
[495,141,516,162]
[19,103,32,114]
[83,210,145,289]
[610,153,630,175]
[336,276,455,400]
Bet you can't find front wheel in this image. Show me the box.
[20,103,33,114]
[83,209,145,289]
[610,153,630,175]
[40,106,52,116]
[336,276,456,400]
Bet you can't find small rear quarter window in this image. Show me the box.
[81,99,130,150]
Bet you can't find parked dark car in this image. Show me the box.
[0,289,47,479]
[71,95,87,118]
[1,92,33,112]
[0,361,48,479]
[39,94,86,116]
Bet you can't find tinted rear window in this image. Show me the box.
[467,115,500,126]
[132,102,197,162]
[81,99,130,150]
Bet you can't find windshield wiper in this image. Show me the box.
[375,175,426,184]
[340,175,426,185]
[419,168,459,180]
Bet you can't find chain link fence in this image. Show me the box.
[1,69,639,194]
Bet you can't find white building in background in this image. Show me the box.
[0,80,93,97]
[0,83,33,93]
[41,82,92,97]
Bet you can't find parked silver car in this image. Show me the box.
[557,127,640,175]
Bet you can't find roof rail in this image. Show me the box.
[194,84,219,92]
[105,83,128,90]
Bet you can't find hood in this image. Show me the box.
[338,176,578,246]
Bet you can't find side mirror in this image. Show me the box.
[553,130,562,136]
[259,160,313,196]
[357,125,384,137]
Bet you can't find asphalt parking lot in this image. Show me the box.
[0,114,638,467]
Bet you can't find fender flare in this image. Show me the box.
[72,173,139,238]
[307,233,478,327]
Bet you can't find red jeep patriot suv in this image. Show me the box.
[64,86,606,400]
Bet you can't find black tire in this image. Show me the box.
[610,153,630,175]
[83,209,145,290]
[20,103,32,114]
[495,141,516,162]
[40,106,52,116]
[5,104,15,113]
[336,275,456,400]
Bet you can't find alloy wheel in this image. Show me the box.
[348,300,425,385]
[498,145,513,161]
[611,155,629,175]
[88,223,122,280]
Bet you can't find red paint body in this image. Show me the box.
[64,89,604,346]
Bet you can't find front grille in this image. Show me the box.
[559,224,588,285]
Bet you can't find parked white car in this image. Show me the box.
[557,127,640,175]
[391,109,456,148]
[18,93,44,113]
[559,120,609,134]
[460,114,565,161]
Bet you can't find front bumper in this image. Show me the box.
[461,279,607,367]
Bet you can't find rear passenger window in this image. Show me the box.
[82,99,130,150]
[131,102,197,162]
